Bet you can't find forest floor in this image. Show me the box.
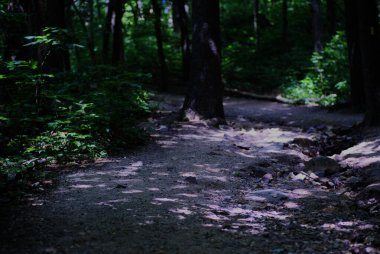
[1,93,379,254]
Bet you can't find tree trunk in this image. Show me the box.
[43,0,70,71]
[181,0,225,121]
[87,0,96,63]
[102,0,115,63]
[253,0,260,45]
[70,0,97,64]
[282,0,288,44]
[327,0,336,36]
[152,0,168,90]
[356,0,380,125]
[173,0,191,82]
[311,0,323,52]
[344,0,365,108]
[111,0,125,64]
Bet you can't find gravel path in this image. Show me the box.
[1,95,378,254]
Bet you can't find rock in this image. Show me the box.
[184,176,198,184]
[362,166,380,185]
[345,176,364,187]
[246,189,289,203]
[308,172,319,180]
[357,183,380,201]
[288,172,307,181]
[158,125,169,132]
[234,142,251,150]
[291,138,317,148]
[115,184,127,189]
[262,173,273,182]
[305,156,341,176]
[239,165,271,178]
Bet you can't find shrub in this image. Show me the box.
[283,31,350,106]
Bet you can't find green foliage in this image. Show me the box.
[283,31,350,106]
[0,60,151,183]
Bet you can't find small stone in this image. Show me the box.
[262,173,273,182]
[246,189,289,203]
[308,172,319,180]
[184,176,198,184]
[291,138,316,147]
[305,156,341,176]
[235,142,251,150]
[115,184,127,189]
[357,182,380,201]
[289,172,306,181]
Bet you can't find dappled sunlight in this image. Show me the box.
[70,184,94,189]
[319,220,376,233]
[122,189,144,194]
[336,138,380,168]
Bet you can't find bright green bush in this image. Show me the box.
[283,31,350,106]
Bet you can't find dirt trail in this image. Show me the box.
[1,94,379,254]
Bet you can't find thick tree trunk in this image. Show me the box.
[181,0,225,121]
[356,0,380,125]
[282,0,288,44]
[344,0,365,108]
[152,0,168,90]
[173,0,191,81]
[326,0,336,35]
[311,0,323,52]
[111,0,125,64]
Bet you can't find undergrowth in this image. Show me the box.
[0,62,151,189]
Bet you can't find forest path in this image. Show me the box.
[1,94,379,254]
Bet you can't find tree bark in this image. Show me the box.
[356,0,380,125]
[111,0,125,64]
[181,0,225,121]
[253,0,260,46]
[152,0,168,90]
[87,0,96,63]
[344,0,365,108]
[102,0,115,63]
[173,0,191,81]
[311,0,323,52]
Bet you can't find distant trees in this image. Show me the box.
[173,0,191,82]
[43,0,70,71]
[311,0,323,52]
[152,0,168,90]
[103,0,126,64]
[182,0,225,121]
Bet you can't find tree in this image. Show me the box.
[253,0,260,45]
[356,0,380,125]
[111,0,126,64]
[43,0,70,71]
[102,0,126,64]
[344,0,365,108]
[311,0,323,52]
[152,0,168,90]
[181,0,225,121]
[326,0,336,36]
[282,0,288,45]
[172,0,191,82]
